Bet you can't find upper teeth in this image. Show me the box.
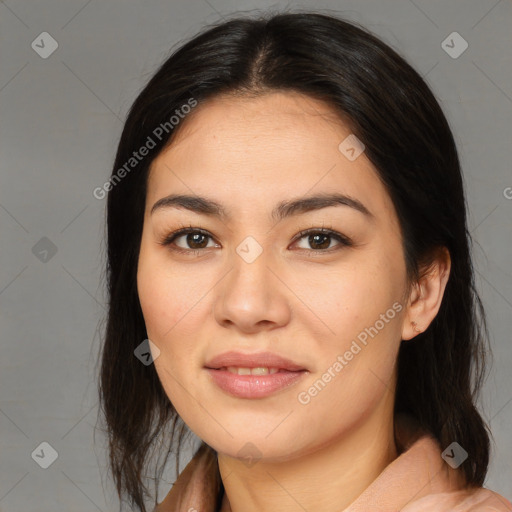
[225,367,279,375]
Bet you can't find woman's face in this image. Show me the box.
[137,91,411,462]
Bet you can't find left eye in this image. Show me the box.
[291,229,352,252]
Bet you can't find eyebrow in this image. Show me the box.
[150,192,374,222]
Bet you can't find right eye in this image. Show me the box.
[159,227,220,254]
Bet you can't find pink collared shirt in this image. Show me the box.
[155,414,512,512]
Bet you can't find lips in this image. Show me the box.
[204,350,307,372]
[204,351,308,399]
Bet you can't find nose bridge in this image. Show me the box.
[213,234,290,330]
[225,236,273,302]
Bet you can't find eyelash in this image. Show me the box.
[158,224,353,256]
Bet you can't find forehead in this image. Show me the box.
[155,91,350,161]
[146,92,397,227]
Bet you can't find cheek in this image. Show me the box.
[298,265,402,409]
[137,253,202,340]
[136,251,212,405]
[301,264,389,338]
[299,330,400,438]
[137,262,202,417]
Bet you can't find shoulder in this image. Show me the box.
[402,486,512,512]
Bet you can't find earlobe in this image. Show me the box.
[401,247,451,342]
[401,281,424,341]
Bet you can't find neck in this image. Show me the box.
[218,397,398,512]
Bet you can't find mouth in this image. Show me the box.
[204,350,307,372]
[204,351,308,399]
[215,366,291,375]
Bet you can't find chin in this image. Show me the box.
[205,422,309,463]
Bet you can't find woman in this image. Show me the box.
[97,10,512,512]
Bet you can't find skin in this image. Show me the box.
[137,91,451,512]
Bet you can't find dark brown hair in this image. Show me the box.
[97,9,493,511]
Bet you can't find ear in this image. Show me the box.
[401,247,451,341]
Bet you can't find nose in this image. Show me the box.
[213,246,291,334]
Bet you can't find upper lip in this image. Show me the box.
[204,351,307,371]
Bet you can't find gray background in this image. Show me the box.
[1,0,511,510]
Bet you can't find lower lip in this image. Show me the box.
[205,368,307,399]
